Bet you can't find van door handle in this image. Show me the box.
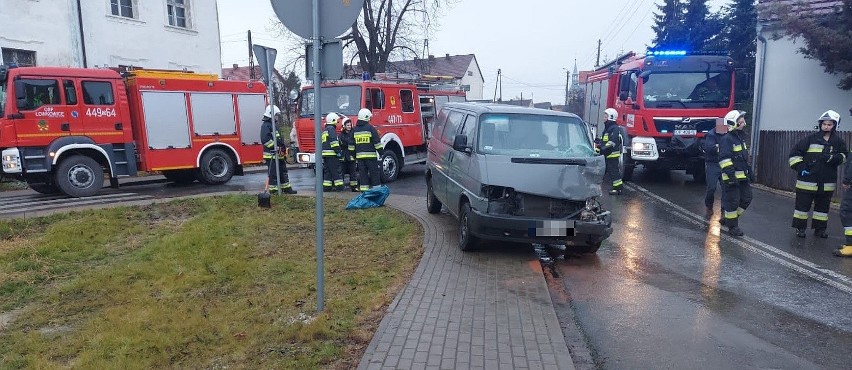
[449,152,454,161]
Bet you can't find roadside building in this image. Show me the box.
[0,0,221,73]
[346,53,485,101]
[753,0,852,191]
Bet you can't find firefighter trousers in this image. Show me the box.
[704,162,722,210]
[322,155,343,189]
[341,160,358,188]
[604,157,623,190]
[721,181,752,228]
[794,190,834,230]
[357,158,381,191]
[840,188,852,246]
[266,158,291,190]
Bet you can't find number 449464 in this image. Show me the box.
[85,107,117,117]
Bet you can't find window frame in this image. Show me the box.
[81,81,116,106]
[17,78,62,111]
[400,89,415,113]
[166,0,191,28]
[110,0,136,19]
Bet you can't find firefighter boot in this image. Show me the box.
[834,245,852,257]
[795,228,806,238]
[814,228,829,238]
[728,226,744,237]
[282,187,298,195]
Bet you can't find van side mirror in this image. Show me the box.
[452,134,471,153]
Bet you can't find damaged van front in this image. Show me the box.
[426,104,612,253]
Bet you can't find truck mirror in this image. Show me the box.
[618,91,628,101]
[14,80,27,109]
[288,89,299,101]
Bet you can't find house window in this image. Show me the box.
[110,0,134,18]
[1,48,36,66]
[467,71,473,76]
[167,0,189,28]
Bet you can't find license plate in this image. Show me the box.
[529,220,576,237]
[674,129,697,136]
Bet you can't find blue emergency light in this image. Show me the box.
[646,50,688,56]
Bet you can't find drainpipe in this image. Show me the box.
[751,25,768,177]
[75,0,88,67]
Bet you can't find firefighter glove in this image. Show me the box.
[800,169,810,177]
[826,154,843,165]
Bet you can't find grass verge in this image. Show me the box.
[0,195,422,369]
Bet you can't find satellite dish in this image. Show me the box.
[270,0,365,39]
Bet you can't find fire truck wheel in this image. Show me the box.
[380,150,400,183]
[25,175,60,195]
[621,156,635,182]
[197,148,235,185]
[162,169,197,184]
[55,155,104,198]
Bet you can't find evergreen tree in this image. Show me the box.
[723,0,757,70]
[652,0,687,48]
[684,0,723,50]
[770,0,852,90]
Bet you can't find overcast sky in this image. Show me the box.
[218,0,727,104]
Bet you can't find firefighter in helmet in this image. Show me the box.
[600,108,623,195]
[260,105,296,194]
[789,110,848,238]
[837,143,852,257]
[338,114,359,191]
[353,108,383,191]
[718,110,752,237]
[322,112,344,191]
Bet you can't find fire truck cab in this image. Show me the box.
[294,77,465,182]
[0,65,266,197]
[583,50,735,181]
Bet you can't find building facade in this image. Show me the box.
[0,0,222,74]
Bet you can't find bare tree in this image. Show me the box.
[271,0,455,78]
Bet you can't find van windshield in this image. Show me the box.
[299,86,361,117]
[477,113,597,158]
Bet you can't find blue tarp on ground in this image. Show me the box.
[346,185,390,210]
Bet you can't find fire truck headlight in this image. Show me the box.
[298,153,312,163]
[632,142,652,152]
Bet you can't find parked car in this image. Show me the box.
[425,103,613,253]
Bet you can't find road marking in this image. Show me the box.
[625,182,852,295]
[0,192,154,215]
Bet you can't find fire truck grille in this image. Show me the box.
[652,118,716,134]
[298,127,316,151]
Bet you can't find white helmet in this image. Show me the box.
[264,105,281,118]
[818,110,841,126]
[603,108,618,121]
[325,112,340,126]
[358,108,373,121]
[724,110,746,129]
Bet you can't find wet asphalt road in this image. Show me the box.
[2,165,851,369]
[558,169,852,370]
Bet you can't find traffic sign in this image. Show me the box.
[270,0,365,39]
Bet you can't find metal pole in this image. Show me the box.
[312,0,325,312]
[268,50,282,195]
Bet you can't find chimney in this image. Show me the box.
[445,53,450,60]
[232,63,238,69]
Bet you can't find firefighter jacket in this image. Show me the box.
[701,128,725,163]
[718,129,750,184]
[788,131,848,192]
[339,128,355,162]
[321,124,341,157]
[260,117,285,160]
[600,121,623,159]
[353,119,382,159]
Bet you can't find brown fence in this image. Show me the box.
[757,130,852,199]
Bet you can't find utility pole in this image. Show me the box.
[248,31,255,80]
[595,39,601,68]
[493,68,503,102]
[564,68,570,106]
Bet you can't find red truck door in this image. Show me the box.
[13,77,72,147]
[79,79,125,141]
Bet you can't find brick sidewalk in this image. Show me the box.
[357,194,575,370]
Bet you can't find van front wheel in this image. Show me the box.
[459,203,479,251]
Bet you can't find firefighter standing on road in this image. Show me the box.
[322,112,344,192]
[701,124,727,218]
[339,115,359,192]
[600,108,623,195]
[788,110,847,238]
[261,105,296,194]
[353,108,383,191]
[836,157,852,257]
[718,110,752,237]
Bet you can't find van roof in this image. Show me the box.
[442,102,582,119]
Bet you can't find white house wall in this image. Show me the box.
[0,0,82,66]
[0,0,221,75]
[461,58,484,101]
[755,32,852,131]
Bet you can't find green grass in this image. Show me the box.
[0,195,422,369]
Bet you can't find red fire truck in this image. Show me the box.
[294,76,466,182]
[0,65,268,197]
[582,50,735,181]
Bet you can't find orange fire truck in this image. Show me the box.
[294,76,466,182]
[582,50,735,181]
[0,65,268,197]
